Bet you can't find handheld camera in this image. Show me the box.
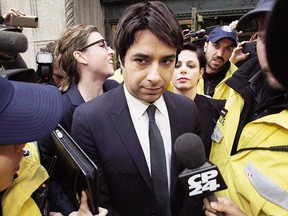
[9,15,38,28]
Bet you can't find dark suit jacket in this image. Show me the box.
[61,79,119,134]
[71,84,203,216]
[38,79,119,215]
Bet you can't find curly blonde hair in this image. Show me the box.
[55,24,98,92]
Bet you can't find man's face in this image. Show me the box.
[257,15,286,90]
[0,144,25,192]
[204,39,234,74]
[121,29,177,103]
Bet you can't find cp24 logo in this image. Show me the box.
[188,170,220,196]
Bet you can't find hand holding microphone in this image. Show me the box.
[203,196,247,216]
[174,133,227,216]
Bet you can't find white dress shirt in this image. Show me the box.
[124,84,172,190]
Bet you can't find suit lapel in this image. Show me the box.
[110,85,154,193]
[164,91,183,197]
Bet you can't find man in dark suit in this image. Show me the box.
[71,1,203,215]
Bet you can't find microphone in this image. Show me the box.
[174,133,227,216]
[0,31,28,53]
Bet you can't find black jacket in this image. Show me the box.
[60,79,119,134]
[38,79,119,215]
[194,94,225,158]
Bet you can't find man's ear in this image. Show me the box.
[118,56,124,69]
[199,67,205,78]
[203,42,208,53]
[73,51,87,64]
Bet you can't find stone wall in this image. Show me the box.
[0,0,104,69]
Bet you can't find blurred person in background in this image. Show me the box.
[40,41,64,88]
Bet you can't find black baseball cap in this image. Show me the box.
[207,26,237,47]
[237,0,276,31]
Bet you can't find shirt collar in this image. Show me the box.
[123,84,167,119]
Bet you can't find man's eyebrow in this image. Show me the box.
[163,54,177,59]
[215,41,234,48]
[131,53,149,58]
[131,53,176,59]
[226,44,234,48]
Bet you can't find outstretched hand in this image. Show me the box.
[182,29,192,41]
[70,191,108,216]
[203,196,247,216]
[229,41,250,65]
[50,191,108,216]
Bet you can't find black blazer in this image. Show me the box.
[60,79,119,134]
[194,94,226,158]
[71,84,203,216]
[38,79,119,215]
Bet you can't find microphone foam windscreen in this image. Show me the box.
[174,133,206,169]
[0,31,28,53]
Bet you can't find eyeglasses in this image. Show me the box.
[77,39,109,51]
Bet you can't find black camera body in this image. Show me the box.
[242,40,257,54]
[36,52,53,83]
[189,29,207,39]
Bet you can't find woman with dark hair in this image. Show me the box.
[172,43,206,100]
[172,43,225,157]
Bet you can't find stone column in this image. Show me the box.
[74,0,105,35]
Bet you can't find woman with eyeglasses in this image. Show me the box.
[55,24,119,134]
[38,24,117,216]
